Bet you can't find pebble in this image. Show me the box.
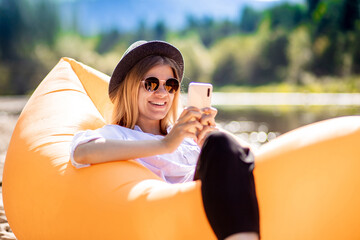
[0,96,23,240]
[0,193,16,240]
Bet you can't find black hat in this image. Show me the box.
[109,40,184,95]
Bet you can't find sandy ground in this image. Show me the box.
[0,96,28,240]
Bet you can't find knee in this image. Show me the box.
[203,131,238,151]
[203,131,254,167]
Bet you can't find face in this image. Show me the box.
[137,64,176,126]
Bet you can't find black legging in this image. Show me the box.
[194,131,260,239]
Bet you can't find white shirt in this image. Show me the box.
[69,125,200,184]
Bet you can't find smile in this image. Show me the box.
[149,101,166,106]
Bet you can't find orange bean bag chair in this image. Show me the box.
[3,57,360,240]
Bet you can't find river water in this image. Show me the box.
[182,92,360,147]
[215,105,359,148]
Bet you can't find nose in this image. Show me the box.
[154,83,169,96]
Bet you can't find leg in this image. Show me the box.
[194,131,260,240]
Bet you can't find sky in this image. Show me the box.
[58,0,305,35]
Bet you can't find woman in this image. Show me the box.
[70,40,259,240]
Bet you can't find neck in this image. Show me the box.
[136,119,163,135]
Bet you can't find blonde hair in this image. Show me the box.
[109,55,181,135]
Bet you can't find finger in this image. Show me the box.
[180,106,201,119]
[175,121,202,142]
[198,126,216,138]
[199,107,217,125]
[197,125,217,142]
[184,120,203,134]
[165,126,198,151]
[178,106,200,118]
[173,119,203,134]
[176,129,198,143]
[177,108,202,123]
[185,106,201,112]
[201,107,218,116]
[199,113,216,126]
[197,126,218,147]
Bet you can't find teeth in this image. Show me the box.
[151,102,165,106]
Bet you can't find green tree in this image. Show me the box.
[153,20,167,40]
[172,36,212,91]
[134,20,152,41]
[287,26,312,84]
[351,23,360,74]
[250,31,289,85]
[96,29,122,54]
[239,6,261,33]
[306,0,321,19]
[211,35,262,86]
[182,16,218,47]
[0,0,28,59]
[265,3,306,31]
[199,16,216,47]
[212,54,241,86]
[340,0,360,32]
[0,0,60,94]
[217,19,237,37]
[33,0,60,46]
[305,0,360,76]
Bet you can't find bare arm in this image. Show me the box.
[74,138,169,165]
[74,107,204,165]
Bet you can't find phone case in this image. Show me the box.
[187,82,213,109]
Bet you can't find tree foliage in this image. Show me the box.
[1,0,360,94]
[239,6,262,33]
[0,0,59,94]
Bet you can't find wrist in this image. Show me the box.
[159,138,172,154]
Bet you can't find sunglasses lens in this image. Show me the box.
[144,77,159,92]
[143,77,179,93]
[165,78,179,93]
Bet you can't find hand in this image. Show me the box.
[197,125,219,148]
[197,107,218,147]
[199,107,217,126]
[162,107,203,153]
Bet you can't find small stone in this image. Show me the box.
[0,231,16,240]
[0,216,7,224]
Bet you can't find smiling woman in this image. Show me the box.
[72,41,199,182]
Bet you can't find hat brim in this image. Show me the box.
[109,41,184,95]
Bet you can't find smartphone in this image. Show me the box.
[187,82,213,109]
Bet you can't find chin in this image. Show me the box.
[155,113,168,120]
[153,109,170,119]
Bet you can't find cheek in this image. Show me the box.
[137,89,146,112]
[168,94,175,107]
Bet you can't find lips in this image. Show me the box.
[149,101,166,106]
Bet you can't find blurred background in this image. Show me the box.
[1,0,360,147]
[0,1,359,238]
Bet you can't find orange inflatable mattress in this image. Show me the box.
[3,58,360,240]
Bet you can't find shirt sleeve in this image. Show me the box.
[69,129,104,169]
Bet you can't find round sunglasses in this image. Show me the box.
[141,77,180,94]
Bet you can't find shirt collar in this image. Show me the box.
[134,125,172,134]
[134,125,143,132]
